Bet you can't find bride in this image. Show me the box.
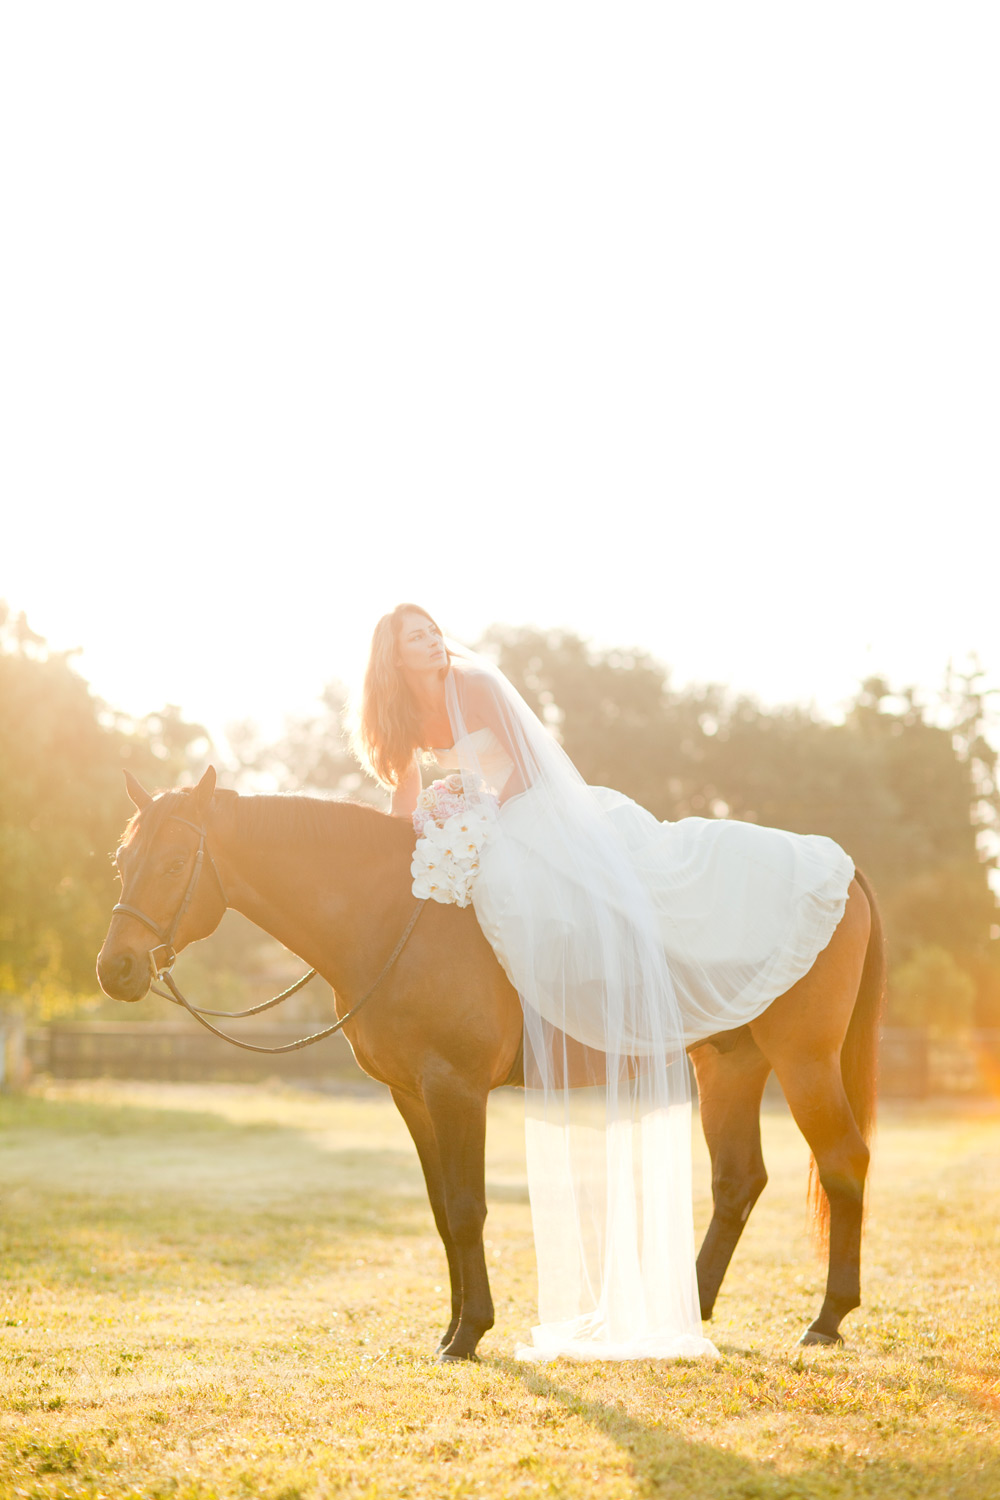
[354,603,856,1361]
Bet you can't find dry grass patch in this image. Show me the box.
[0,1080,997,1498]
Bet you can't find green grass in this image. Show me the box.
[0,1080,997,1498]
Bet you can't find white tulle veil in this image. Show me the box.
[441,642,717,1360]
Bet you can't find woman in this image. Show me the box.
[355,603,855,1360]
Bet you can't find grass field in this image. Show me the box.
[0,1079,997,1499]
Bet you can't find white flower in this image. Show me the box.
[413,871,466,905]
[411,811,492,908]
[410,774,498,907]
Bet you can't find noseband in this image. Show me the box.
[112,812,223,980]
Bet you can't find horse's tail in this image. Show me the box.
[808,867,887,1248]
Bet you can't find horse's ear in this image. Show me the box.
[189,765,217,817]
[124,769,152,810]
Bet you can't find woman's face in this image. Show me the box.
[395,612,447,674]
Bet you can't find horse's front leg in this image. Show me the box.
[421,1067,493,1362]
[390,1087,464,1355]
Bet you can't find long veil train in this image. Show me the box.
[440,644,718,1359]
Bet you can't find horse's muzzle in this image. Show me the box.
[96,948,150,1003]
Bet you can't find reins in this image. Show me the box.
[114,808,425,1055]
[150,901,424,1053]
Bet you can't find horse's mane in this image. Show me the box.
[227,791,396,850]
[123,787,397,854]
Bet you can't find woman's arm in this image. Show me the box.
[389,756,422,820]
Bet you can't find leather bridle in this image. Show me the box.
[113,812,224,981]
[110,803,425,1054]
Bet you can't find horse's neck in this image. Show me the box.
[209,797,412,994]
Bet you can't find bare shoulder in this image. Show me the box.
[454,668,508,723]
[451,661,499,695]
[449,658,487,679]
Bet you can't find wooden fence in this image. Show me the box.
[26,1020,364,1084]
[878,1027,1000,1099]
[22,1021,1000,1097]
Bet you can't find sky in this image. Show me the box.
[3,4,999,754]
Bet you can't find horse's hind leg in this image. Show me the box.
[769,1056,869,1344]
[390,1087,464,1354]
[690,1035,772,1320]
[752,881,873,1345]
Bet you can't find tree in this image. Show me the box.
[0,605,208,1013]
[887,945,977,1034]
[227,681,371,798]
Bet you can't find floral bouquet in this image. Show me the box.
[411,773,499,907]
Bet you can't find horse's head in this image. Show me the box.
[97,765,228,1002]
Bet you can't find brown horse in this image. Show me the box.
[97,765,885,1362]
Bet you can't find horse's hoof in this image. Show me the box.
[799,1328,844,1347]
[436,1349,480,1364]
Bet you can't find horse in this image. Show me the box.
[96,765,885,1362]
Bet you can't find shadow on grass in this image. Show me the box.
[493,1356,1000,1500]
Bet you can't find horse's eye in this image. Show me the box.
[165,858,187,877]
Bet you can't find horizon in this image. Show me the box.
[3,591,995,757]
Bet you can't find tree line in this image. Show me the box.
[3,603,998,1030]
[0,605,208,1014]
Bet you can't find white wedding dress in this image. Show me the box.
[432,657,854,1362]
[434,727,854,1049]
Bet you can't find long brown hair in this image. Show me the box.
[355,603,448,788]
